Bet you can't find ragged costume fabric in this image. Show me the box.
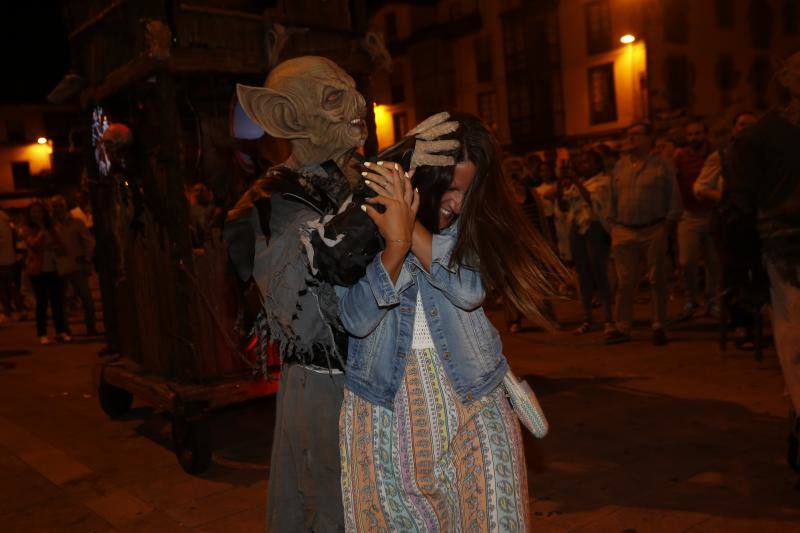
[225,163,357,370]
[725,110,800,288]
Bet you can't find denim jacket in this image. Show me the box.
[337,224,508,409]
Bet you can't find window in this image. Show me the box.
[784,0,799,34]
[384,12,397,42]
[748,0,774,49]
[585,0,612,55]
[502,16,527,74]
[749,55,771,109]
[477,92,498,130]
[11,161,31,190]
[663,0,690,44]
[449,1,462,19]
[474,36,492,83]
[392,112,408,143]
[715,0,735,28]
[390,62,405,104]
[665,54,691,109]
[587,63,617,124]
[507,84,533,137]
[502,8,561,143]
[715,54,739,107]
[6,120,25,143]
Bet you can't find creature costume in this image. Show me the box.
[724,110,800,444]
[226,56,458,532]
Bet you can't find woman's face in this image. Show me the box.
[438,160,477,230]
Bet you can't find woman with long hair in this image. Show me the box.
[23,201,69,344]
[337,113,566,531]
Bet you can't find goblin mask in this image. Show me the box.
[236,56,367,167]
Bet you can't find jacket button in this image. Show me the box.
[430,308,438,317]
[466,393,474,401]
[443,351,451,360]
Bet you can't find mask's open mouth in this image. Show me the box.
[348,117,368,140]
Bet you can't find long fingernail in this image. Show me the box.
[360,205,367,212]
[377,161,384,166]
[404,172,409,178]
[364,179,371,185]
[361,171,368,177]
[394,163,400,170]
[364,162,372,167]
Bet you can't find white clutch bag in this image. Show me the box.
[503,370,549,438]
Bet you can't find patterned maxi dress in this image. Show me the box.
[339,292,530,532]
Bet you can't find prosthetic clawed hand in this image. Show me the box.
[374,112,461,171]
[405,112,461,169]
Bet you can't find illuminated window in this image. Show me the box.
[715,0,735,28]
[474,36,493,83]
[587,63,617,125]
[392,112,408,143]
[477,92,498,130]
[585,0,612,55]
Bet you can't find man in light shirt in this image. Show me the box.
[605,122,683,346]
[693,111,757,204]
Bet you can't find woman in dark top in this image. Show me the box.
[23,201,69,344]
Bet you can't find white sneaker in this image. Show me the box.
[39,336,52,345]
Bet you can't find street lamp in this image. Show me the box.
[620,34,642,119]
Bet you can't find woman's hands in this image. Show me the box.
[361,161,419,282]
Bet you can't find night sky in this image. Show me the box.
[1,2,71,103]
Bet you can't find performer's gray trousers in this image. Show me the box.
[267,363,345,533]
[768,261,800,414]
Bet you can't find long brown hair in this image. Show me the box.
[412,113,568,328]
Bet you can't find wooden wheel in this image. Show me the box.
[172,416,212,474]
[98,375,133,418]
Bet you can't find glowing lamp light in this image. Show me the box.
[620,34,636,44]
[37,137,48,144]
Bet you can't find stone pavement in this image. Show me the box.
[0,296,798,532]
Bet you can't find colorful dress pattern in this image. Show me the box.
[339,293,529,532]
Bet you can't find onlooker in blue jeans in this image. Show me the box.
[556,150,613,335]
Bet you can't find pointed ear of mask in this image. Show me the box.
[236,83,309,140]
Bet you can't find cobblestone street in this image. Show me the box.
[0,296,798,532]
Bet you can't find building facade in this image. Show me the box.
[369,0,800,151]
[0,103,84,205]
